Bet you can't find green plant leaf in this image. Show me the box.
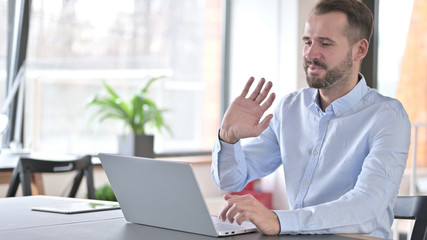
[142,75,165,94]
[102,81,120,99]
[86,78,172,136]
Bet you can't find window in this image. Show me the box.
[377,0,414,97]
[377,0,427,168]
[19,0,221,155]
[0,1,6,103]
[227,0,301,112]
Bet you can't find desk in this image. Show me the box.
[0,196,387,240]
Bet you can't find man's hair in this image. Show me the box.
[312,0,373,45]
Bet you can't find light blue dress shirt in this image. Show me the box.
[211,76,410,239]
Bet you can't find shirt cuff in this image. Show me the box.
[273,210,301,235]
[211,131,241,185]
[216,129,240,156]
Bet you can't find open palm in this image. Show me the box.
[220,77,276,143]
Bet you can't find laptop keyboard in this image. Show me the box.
[211,216,255,231]
[214,221,248,231]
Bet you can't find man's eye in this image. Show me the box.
[322,42,332,46]
[304,41,312,46]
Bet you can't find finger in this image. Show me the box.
[224,195,253,223]
[219,195,240,221]
[218,200,232,221]
[226,199,254,224]
[255,114,274,136]
[225,202,238,223]
[255,81,273,104]
[235,211,251,225]
[225,200,250,223]
[240,77,255,98]
[247,78,266,101]
[260,92,276,112]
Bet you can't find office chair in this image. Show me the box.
[6,155,95,199]
[394,196,427,240]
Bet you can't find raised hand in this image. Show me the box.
[219,77,276,144]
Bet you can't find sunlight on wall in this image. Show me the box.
[396,0,427,167]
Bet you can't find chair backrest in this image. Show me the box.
[394,196,427,240]
[6,154,95,199]
[19,155,92,173]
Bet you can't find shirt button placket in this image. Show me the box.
[295,114,330,209]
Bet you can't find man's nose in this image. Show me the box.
[304,44,321,61]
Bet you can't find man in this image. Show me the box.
[211,0,410,238]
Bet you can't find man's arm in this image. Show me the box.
[212,77,277,191]
[212,132,283,235]
[211,77,283,235]
[211,122,282,191]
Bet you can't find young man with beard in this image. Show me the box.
[212,0,410,238]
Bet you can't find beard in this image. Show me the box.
[304,50,353,89]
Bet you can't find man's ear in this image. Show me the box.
[353,39,369,61]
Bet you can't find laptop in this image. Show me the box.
[98,153,257,237]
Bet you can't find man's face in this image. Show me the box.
[302,12,354,89]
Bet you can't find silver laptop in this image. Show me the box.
[98,153,257,237]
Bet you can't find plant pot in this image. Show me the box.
[117,134,155,158]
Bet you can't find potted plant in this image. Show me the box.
[87,76,170,157]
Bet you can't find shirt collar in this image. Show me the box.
[309,73,370,117]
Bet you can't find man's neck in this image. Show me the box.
[318,72,360,112]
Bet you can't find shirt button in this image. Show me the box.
[313,150,319,156]
[322,120,327,125]
[303,181,309,186]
